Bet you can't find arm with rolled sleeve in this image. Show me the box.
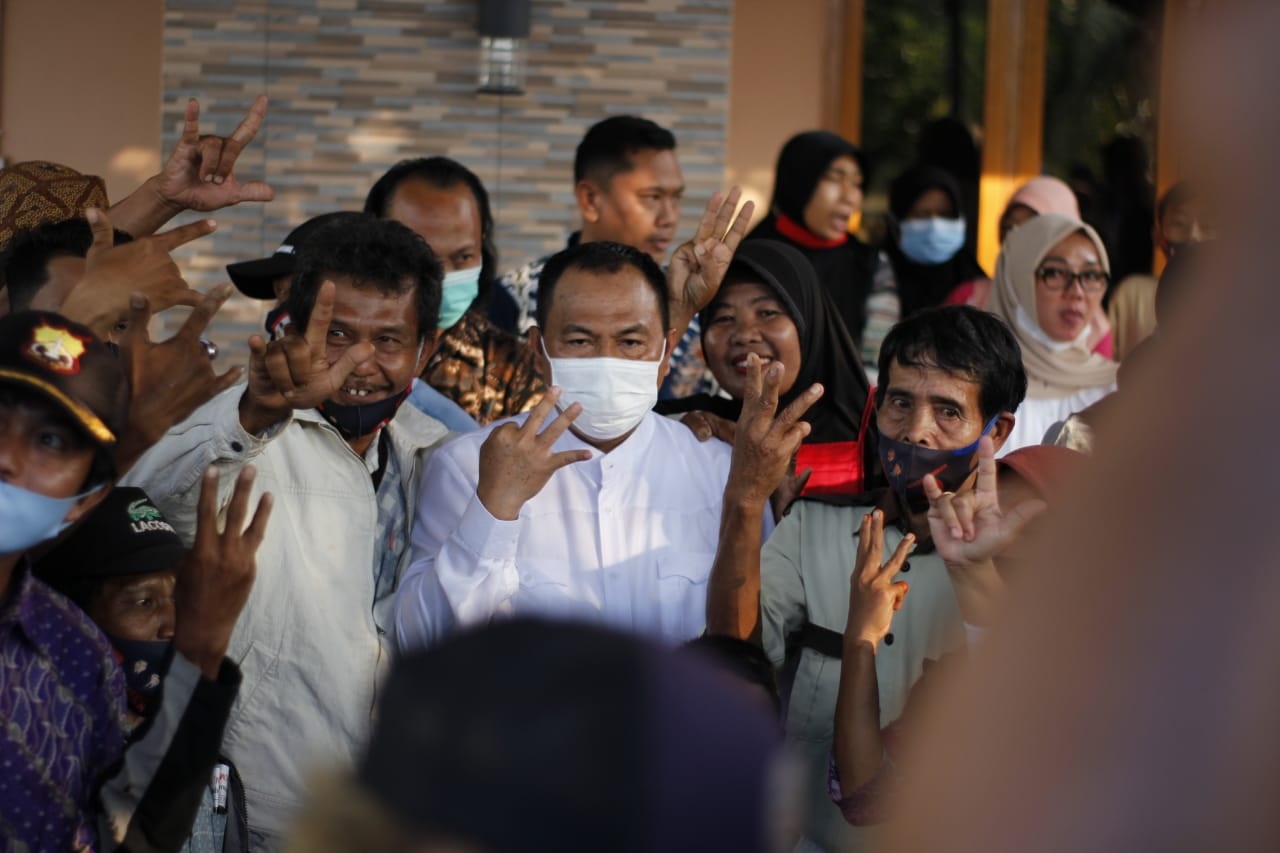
[393,441,522,652]
[121,385,285,539]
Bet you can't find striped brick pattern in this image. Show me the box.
[159,0,731,362]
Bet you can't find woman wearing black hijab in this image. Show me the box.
[658,240,877,501]
[747,131,899,371]
[885,164,989,319]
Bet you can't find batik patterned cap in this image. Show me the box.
[0,161,109,251]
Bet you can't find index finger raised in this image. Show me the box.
[119,292,155,353]
[174,283,234,342]
[533,398,583,447]
[153,218,217,252]
[972,434,999,504]
[721,198,755,253]
[692,190,725,244]
[709,185,744,241]
[181,97,202,148]
[301,280,337,351]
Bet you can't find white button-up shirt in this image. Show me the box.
[394,411,766,650]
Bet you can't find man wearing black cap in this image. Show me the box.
[40,484,268,852]
[226,211,352,334]
[0,311,124,850]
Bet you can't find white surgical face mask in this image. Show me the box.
[541,339,666,441]
[0,479,93,555]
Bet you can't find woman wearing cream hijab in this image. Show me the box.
[988,213,1118,454]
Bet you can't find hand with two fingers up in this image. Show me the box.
[724,353,822,509]
[238,280,375,435]
[845,509,915,651]
[476,388,593,521]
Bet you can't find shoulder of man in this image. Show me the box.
[388,400,454,450]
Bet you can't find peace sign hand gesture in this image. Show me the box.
[846,509,914,650]
[238,281,374,434]
[725,354,822,506]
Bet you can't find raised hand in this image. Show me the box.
[666,187,755,325]
[173,465,273,679]
[725,353,822,506]
[476,388,593,521]
[238,280,374,434]
[153,96,274,213]
[51,207,212,339]
[922,435,1047,568]
[845,509,913,649]
[115,286,244,474]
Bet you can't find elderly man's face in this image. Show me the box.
[876,361,998,453]
[320,276,431,408]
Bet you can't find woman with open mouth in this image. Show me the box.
[987,213,1119,455]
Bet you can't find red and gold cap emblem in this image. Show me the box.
[24,323,89,375]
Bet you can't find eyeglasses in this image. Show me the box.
[1035,265,1108,294]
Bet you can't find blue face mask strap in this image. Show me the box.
[948,415,1000,457]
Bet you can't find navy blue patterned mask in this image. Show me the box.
[878,418,996,512]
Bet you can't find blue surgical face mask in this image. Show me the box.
[0,479,95,555]
[899,216,966,265]
[438,266,481,330]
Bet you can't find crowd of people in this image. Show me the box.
[0,90,1210,853]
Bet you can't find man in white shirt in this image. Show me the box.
[394,192,754,648]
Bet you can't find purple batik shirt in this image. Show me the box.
[0,561,127,851]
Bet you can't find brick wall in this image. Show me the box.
[160,0,732,358]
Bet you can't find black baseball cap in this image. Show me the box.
[36,487,186,584]
[226,211,354,299]
[0,310,128,451]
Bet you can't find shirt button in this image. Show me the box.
[900,561,911,573]
[883,633,895,645]
[230,441,244,453]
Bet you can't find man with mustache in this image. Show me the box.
[124,215,451,849]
